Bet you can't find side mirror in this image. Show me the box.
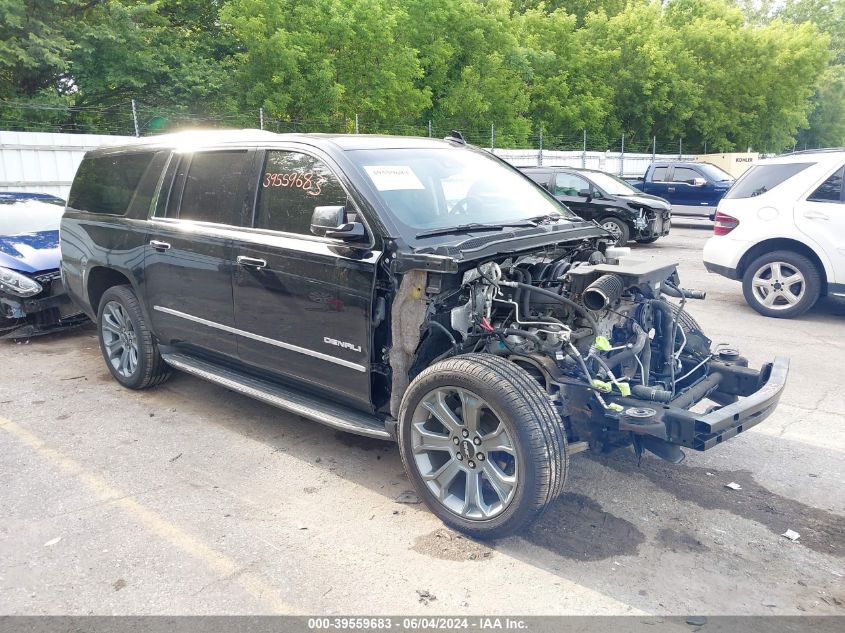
[693,177,707,187]
[310,205,366,241]
[578,189,592,199]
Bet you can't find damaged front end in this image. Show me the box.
[407,243,787,464]
[0,269,87,339]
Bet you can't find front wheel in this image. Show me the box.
[398,354,568,539]
[741,250,821,318]
[598,216,630,246]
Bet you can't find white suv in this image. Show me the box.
[703,149,845,318]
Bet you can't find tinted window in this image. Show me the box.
[554,173,590,196]
[255,151,347,234]
[523,171,551,187]
[154,154,182,218]
[724,163,814,199]
[651,167,668,182]
[68,152,156,215]
[177,151,248,225]
[672,167,701,184]
[125,151,168,218]
[808,167,844,202]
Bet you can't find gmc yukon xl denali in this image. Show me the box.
[61,130,789,538]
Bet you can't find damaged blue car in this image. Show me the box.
[1,198,87,338]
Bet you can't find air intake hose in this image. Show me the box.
[583,274,625,312]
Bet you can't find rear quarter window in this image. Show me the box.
[724,163,813,199]
[68,152,157,215]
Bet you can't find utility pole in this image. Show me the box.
[538,128,543,166]
[652,135,656,162]
[490,124,495,151]
[354,113,359,134]
[620,133,625,177]
[582,129,587,168]
[259,107,264,130]
[131,99,139,137]
[679,138,683,159]
[428,120,432,138]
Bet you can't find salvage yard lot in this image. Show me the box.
[1,224,843,616]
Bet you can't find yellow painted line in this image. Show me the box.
[0,415,301,614]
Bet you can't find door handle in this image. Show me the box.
[803,210,830,220]
[149,240,171,251]
[667,187,675,192]
[237,256,268,269]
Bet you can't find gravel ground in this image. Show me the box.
[1,223,843,616]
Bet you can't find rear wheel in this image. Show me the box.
[598,217,630,246]
[742,250,821,319]
[398,354,567,539]
[97,285,171,389]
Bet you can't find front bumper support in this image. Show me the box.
[614,356,789,451]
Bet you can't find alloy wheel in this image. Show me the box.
[101,300,139,378]
[410,387,518,520]
[750,261,806,310]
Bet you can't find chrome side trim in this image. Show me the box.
[153,305,367,372]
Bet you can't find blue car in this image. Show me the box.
[0,198,87,338]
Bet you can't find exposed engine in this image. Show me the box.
[421,243,716,458]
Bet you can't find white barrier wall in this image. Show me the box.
[1,130,712,200]
[492,149,699,177]
[0,131,135,199]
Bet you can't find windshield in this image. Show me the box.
[347,147,577,233]
[724,163,813,199]
[696,163,734,182]
[586,171,641,196]
[0,200,64,236]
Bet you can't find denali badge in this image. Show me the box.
[324,336,362,353]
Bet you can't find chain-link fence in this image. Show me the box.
[2,99,805,179]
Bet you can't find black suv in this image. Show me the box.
[521,166,672,246]
[61,131,787,538]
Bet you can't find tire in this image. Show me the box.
[598,217,630,246]
[97,285,171,389]
[741,250,821,319]
[398,353,568,539]
[636,236,660,244]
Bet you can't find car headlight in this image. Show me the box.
[0,266,42,297]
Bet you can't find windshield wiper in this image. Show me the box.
[415,221,535,239]
[525,213,563,223]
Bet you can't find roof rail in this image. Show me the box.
[785,147,845,156]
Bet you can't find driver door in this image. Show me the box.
[230,148,379,410]
[552,172,596,221]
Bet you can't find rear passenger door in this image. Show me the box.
[231,147,379,410]
[143,149,253,360]
[645,166,672,201]
[795,165,845,285]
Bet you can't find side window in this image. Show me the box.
[651,167,668,182]
[554,173,590,197]
[68,152,156,215]
[178,151,249,225]
[255,150,347,234]
[808,167,844,203]
[672,167,701,184]
[154,154,182,218]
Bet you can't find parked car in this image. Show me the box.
[61,130,788,538]
[0,199,87,338]
[703,149,845,318]
[628,161,734,209]
[0,191,66,206]
[521,166,671,245]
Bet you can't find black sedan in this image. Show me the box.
[520,166,672,245]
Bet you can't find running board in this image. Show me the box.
[160,352,393,440]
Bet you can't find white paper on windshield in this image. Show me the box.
[363,165,424,191]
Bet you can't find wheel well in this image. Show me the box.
[87,267,132,313]
[738,238,828,295]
